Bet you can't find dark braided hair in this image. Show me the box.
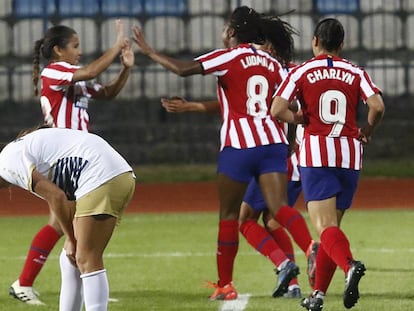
[260,15,297,67]
[228,6,265,45]
[313,18,344,52]
[32,25,77,96]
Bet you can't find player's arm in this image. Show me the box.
[359,93,385,144]
[93,43,134,99]
[31,170,76,262]
[73,19,128,82]
[161,97,220,114]
[286,123,297,154]
[271,96,303,124]
[132,26,202,77]
[288,99,299,112]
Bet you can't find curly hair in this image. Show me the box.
[260,15,298,67]
[228,6,265,45]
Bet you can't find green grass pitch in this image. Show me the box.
[0,209,413,310]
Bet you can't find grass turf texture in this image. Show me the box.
[0,210,413,310]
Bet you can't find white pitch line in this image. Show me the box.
[220,294,251,311]
[5,247,414,261]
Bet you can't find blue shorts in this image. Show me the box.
[287,180,302,207]
[217,144,288,183]
[243,179,302,212]
[299,167,360,210]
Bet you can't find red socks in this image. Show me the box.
[275,205,312,254]
[240,220,287,267]
[217,220,239,287]
[270,227,295,262]
[314,242,337,293]
[320,226,353,273]
[19,225,61,286]
[270,227,298,286]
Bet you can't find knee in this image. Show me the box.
[48,216,64,235]
[239,219,256,235]
[265,218,280,231]
[76,253,104,275]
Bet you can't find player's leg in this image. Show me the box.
[254,144,300,296]
[269,179,314,255]
[59,248,83,311]
[209,147,251,300]
[255,144,311,253]
[239,203,291,274]
[264,215,300,298]
[10,211,63,305]
[240,177,298,297]
[305,169,358,274]
[75,215,116,311]
[212,173,245,296]
[287,180,319,287]
[302,167,365,309]
[241,179,290,272]
[72,172,135,311]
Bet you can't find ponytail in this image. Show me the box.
[32,38,44,96]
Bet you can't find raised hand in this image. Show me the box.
[115,19,129,49]
[120,41,134,68]
[132,25,155,56]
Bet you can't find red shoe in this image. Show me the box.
[206,281,238,300]
[306,240,320,288]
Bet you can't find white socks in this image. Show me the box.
[80,269,109,311]
[59,248,109,311]
[59,249,83,311]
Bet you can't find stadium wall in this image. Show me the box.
[0,0,412,164]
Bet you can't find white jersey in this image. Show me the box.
[0,128,133,200]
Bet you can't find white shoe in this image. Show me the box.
[9,280,46,305]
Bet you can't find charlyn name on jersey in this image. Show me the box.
[307,68,355,85]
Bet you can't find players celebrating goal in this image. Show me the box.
[271,18,385,310]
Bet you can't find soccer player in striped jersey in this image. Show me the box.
[132,7,312,300]
[160,15,318,298]
[9,20,133,305]
[34,20,133,131]
[271,18,385,311]
[162,98,315,298]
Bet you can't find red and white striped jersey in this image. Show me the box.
[287,125,303,181]
[275,54,381,170]
[284,63,302,181]
[196,44,288,150]
[40,61,102,131]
